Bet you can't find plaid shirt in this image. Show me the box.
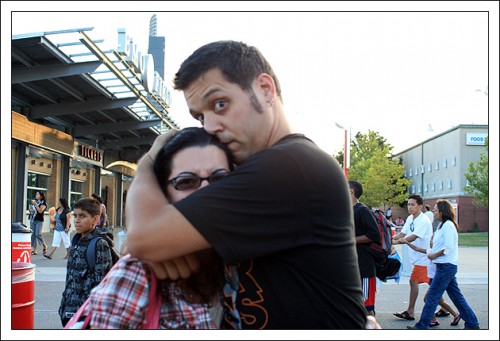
[88,254,218,329]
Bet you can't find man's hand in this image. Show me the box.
[365,315,382,329]
[146,254,200,280]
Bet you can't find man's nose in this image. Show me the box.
[202,115,222,135]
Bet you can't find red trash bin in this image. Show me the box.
[12,222,32,263]
[12,262,36,329]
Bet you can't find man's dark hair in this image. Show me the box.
[173,40,282,101]
[408,194,424,205]
[74,197,101,217]
[425,204,431,211]
[348,180,363,199]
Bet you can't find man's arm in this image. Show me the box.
[126,132,211,262]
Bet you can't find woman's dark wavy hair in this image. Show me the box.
[59,198,69,210]
[436,199,459,232]
[173,40,282,100]
[153,127,234,198]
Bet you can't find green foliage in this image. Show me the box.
[342,130,411,208]
[464,137,488,208]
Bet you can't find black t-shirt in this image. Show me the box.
[353,202,380,277]
[174,134,366,329]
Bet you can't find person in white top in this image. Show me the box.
[403,232,459,327]
[391,194,433,321]
[407,199,480,330]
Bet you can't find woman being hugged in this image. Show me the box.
[81,127,238,329]
[407,199,480,330]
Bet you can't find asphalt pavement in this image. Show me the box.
[6,227,495,337]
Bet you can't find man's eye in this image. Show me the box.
[214,100,226,111]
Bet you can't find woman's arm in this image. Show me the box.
[400,238,427,254]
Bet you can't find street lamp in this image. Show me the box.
[335,122,350,179]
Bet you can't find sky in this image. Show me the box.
[2,2,499,338]
[3,2,498,157]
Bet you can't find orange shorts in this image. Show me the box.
[410,265,430,284]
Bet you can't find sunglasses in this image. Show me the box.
[168,169,229,191]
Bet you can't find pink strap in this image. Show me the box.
[141,269,161,329]
[64,296,92,329]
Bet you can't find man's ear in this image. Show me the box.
[255,73,276,99]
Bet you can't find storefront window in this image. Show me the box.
[70,180,84,209]
[26,172,49,210]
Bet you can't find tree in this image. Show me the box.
[464,136,488,207]
[336,130,411,208]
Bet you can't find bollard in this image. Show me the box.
[12,221,32,263]
[12,262,36,329]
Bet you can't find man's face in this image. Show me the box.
[407,198,422,216]
[183,68,272,164]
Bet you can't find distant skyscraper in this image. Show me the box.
[148,14,165,79]
[149,14,158,36]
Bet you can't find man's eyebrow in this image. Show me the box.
[189,87,224,117]
[202,87,223,100]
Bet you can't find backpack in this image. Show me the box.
[86,232,120,271]
[376,252,402,281]
[368,209,393,266]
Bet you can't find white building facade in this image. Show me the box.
[393,124,488,232]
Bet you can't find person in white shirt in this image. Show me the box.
[424,204,435,230]
[391,194,433,321]
[407,199,480,330]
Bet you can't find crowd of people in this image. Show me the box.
[30,40,480,330]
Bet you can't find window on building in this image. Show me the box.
[411,185,415,194]
[421,165,425,174]
[26,172,49,211]
[435,160,439,170]
[428,163,432,172]
[431,182,435,191]
[452,156,456,166]
[404,170,407,177]
[409,169,413,177]
[70,180,84,209]
[443,158,447,168]
[448,179,452,189]
[439,181,444,190]
[415,167,418,176]
[424,183,428,192]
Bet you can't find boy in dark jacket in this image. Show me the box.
[58,197,113,327]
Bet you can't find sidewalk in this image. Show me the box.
[25,230,491,330]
